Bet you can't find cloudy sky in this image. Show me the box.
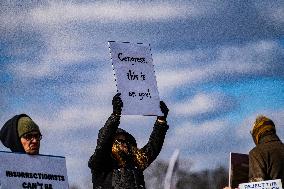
[0,0,283,188]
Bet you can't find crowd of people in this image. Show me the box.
[0,93,283,189]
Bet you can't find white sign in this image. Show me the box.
[239,179,282,189]
[108,41,162,116]
[0,151,69,189]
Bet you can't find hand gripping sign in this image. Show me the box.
[108,41,162,116]
[0,151,69,189]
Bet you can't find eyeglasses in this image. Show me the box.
[22,133,42,141]
[114,139,129,145]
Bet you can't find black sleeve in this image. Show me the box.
[88,114,120,174]
[139,120,169,170]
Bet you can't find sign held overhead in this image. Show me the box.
[108,41,162,116]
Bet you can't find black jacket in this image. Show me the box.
[0,114,29,153]
[88,114,169,189]
[249,134,284,184]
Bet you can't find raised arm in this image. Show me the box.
[88,93,123,173]
[134,101,169,170]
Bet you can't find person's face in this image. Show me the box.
[20,131,41,155]
[113,135,129,154]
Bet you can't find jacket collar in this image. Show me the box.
[259,133,281,144]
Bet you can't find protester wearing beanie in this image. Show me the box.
[0,114,42,155]
[17,116,41,139]
[249,115,284,184]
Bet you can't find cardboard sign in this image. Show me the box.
[239,179,282,189]
[108,41,162,116]
[229,152,249,188]
[0,151,69,189]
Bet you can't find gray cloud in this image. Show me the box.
[172,92,237,119]
[29,1,203,24]
[156,40,283,96]
[2,1,283,68]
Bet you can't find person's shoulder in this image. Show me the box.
[249,147,255,155]
[249,145,262,156]
[250,141,278,155]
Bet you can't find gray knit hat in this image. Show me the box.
[17,116,41,138]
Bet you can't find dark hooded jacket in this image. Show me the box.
[0,114,29,153]
[249,133,284,184]
[88,114,169,189]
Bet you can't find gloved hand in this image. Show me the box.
[112,93,123,115]
[158,101,169,121]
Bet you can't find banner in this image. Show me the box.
[0,151,69,189]
[108,41,162,116]
[239,179,282,189]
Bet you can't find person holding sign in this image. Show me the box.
[249,115,284,184]
[223,115,284,189]
[0,114,42,155]
[88,93,169,189]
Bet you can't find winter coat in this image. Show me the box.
[249,133,284,184]
[88,114,169,189]
[0,114,28,153]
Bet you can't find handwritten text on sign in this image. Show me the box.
[239,179,282,189]
[109,42,162,116]
[0,151,69,189]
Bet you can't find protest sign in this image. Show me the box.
[0,151,69,189]
[239,179,282,189]
[229,152,249,188]
[108,41,162,116]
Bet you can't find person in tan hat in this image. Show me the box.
[249,115,284,184]
[0,114,42,155]
[223,115,284,189]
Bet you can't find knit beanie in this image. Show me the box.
[17,116,41,138]
[251,115,275,144]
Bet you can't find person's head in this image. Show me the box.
[111,129,137,166]
[112,130,137,154]
[111,129,150,169]
[17,116,42,155]
[112,134,131,155]
[250,115,276,145]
